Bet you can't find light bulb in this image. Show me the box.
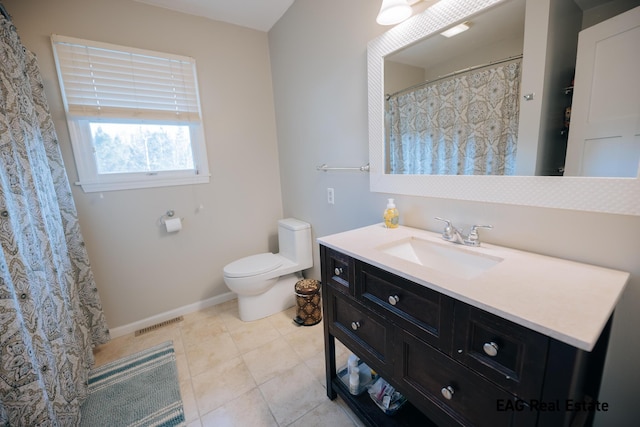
[376,0,413,26]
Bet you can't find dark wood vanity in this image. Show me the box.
[321,244,613,427]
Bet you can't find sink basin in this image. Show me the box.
[377,237,503,279]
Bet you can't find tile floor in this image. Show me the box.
[93,299,365,427]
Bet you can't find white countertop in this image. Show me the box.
[318,224,630,352]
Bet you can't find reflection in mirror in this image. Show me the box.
[381,0,638,177]
[384,0,526,176]
[564,4,640,178]
[367,0,640,216]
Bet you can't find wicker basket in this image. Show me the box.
[294,279,322,326]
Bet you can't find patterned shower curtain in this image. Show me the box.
[387,59,521,175]
[0,13,110,426]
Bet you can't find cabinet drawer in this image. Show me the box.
[395,329,533,427]
[321,245,353,295]
[356,261,454,352]
[326,289,393,376]
[453,303,548,401]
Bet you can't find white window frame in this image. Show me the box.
[51,35,210,192]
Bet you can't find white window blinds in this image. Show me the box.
[51,35,201,123]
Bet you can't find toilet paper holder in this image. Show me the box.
[159,210,184,225]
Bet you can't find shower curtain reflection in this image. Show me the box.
[386,59,522,175]
[0,12,110,426]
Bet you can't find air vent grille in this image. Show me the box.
[134,316,183,336]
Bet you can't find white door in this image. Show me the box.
[565,6,640,177]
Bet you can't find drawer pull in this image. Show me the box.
[441,386,455,400]
[388,295,400,306]
[483,341,499,357]
[334,267,343,276]
[351,321,361,330]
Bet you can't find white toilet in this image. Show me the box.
[223,218,313,321]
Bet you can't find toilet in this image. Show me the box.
[223,218,313,321]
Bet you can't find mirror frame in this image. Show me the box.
[368,0,640,216]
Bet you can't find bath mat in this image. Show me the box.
[80,341,185,427]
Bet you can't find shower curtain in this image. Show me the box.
[0,12,110,426]
[387,59,521,175]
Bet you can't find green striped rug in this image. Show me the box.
[80,341,185,427]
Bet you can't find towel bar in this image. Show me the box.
[316,163,370,172]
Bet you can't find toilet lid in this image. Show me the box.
[223,253,283,278]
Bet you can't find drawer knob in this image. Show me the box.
[388,295,400,306]
[441,386,455,400]
[334,267,343,276]
[483,341,499,357]
[351,321,361,330]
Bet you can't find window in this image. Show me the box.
[51,35,210,192]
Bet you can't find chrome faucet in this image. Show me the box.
[435,217,492,247]
[434,217,465,244]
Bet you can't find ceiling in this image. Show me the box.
[131,0,625,32]
[133,0,296,32]
[387,0,624,70]
[388,0,526,69]
[132,0,438,32]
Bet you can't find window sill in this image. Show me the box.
[75,174,211,193]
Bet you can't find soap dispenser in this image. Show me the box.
[383,198,399,228]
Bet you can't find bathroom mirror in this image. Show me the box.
[384,0,529,176]
[368,0,640,215]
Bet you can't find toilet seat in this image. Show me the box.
[223,253,283,278]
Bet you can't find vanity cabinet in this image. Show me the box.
[321,244,612,427]
[393,328,530,427]
[452,304,548,401]
[328,290,395,378]
[357,261,454,354]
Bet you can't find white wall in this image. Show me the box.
[269,1,640,426]
[5,0,284,328]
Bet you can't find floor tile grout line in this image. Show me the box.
[94,302,359,427]
[175,322,201,423]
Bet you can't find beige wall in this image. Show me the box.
[384,61,424,96]
[5,0,284,328]
[269,1,640,425]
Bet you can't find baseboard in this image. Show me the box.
[107,292,237,339]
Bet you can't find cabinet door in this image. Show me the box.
[394,329,533,427]
[453,303,548,401]
[564,6,640,177]
[356,261,454,353]
[321,245,354,296]
[326,289,394,377]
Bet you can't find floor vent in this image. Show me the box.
[134,316,184,336]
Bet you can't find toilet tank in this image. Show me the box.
[277,218,313,269]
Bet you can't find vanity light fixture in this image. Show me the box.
[376,0,413,25]
[440,22,471,38]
